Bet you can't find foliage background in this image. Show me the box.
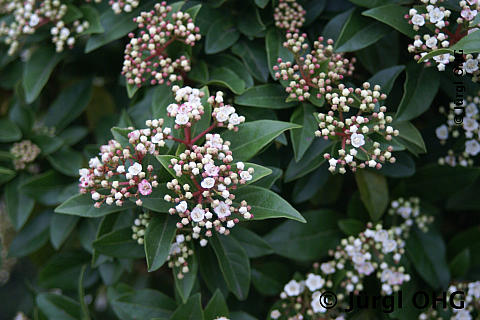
[1,0,480,319]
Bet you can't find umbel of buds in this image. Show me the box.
[164,134,254,247]
[405,0,480,72]
[122,2,201,88]
[167,233,194,279]
[0,0,89,55]
[273,34,355,102]
[269,198,433,320]
[10,140,41,171]
[273,0,306,33]
[436,92,480,167]
[313,82,399,173]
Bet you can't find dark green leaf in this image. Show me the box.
[290,104,316,161]
[169,293,203,320]
[338,218,365,236]
[230,227,273,258]
[265,28,294,79]
[36,293,81,320]
[93,227,145,259]
[144,214,177,271]
[205,17,240,54]
[50,213,80,249]
[234,84,295,109]
[207,67,245,94]
[355,170,388,221]
[112,289,176,320]
[284,139,332,182]
[0,118,21,142]
[362,4,416,38]
[47,147,84,177]
[5,175,35,230]
[174,254,198,303]
[204,289,229,319]
[55,193,134,217]
[231,40,269,83]
[9,210,51,257]
[367,65,405,95]
[449,248,470,278]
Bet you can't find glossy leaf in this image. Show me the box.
[355,170,388,221]
[144,214,177,271]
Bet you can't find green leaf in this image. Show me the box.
[406,227,450,289]
[367,65,405,95]
[170,293,203,320]
[47,147,84,177]
[392,121,427,155]
[0,167,16,185]
[284,139,332,182]
[304,0,327,26]
[78,265,90,320]
[38,251,90,290]
[255,0,269,8]
[22,46,64,103]
[174,254,198,303]
[85,1,152,53]
[230,227,273,258]
[264,210,341,261]
[186,4,202,21]
[80,5,104,35]
[205,17,240,54]
[207,67,246,94]
[36,293,82,320]
[31,134,63,155]
[221,120,301,161]
[93,227,145,259]
[21,170,76,206]
[112,289,176,320]
[254,166,282,189]
[233,185,306,223]
[50,213,80,249]
[204,290,229,319]
[447,226,480,269]
[126,82,139,99]
[290,104,316,162]
[232,40,269,83]
[44,79,93,132]
[138,186,172,213]
[395,63,440,121]
[55,193,134,217]
[210,234,250,300]
[265,28,294,79]
[323,8,354,42]
[338,218,365,236]
[292,164,329,203]
[237,163,272,185]
[0,118,21,142]
[237,5,265,37]
[355,170,388,221]
[378,152,415,178]
[234,84,295,109]
[197,246,229,297]
[446,180,480,210]
[449,248,470,278]
[144,214,177,271]
[362,4,416,38]
[9,210,51,257]
[61,126,89,146]
[335,9,392,52]
[207,54,254,88]
[418,30,480,62]
[5,175,35,230]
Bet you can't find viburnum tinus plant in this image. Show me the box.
[2,0,480,319]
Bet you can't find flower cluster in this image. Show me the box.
[273,0,306,33]
[406,0,480,72]
[436,93,480,166]
[78,128,165,207]
[0,0,89,54]
[269,198,433,319]
[131,211,151,245]
[10,140,41,171]
[122,2,201,88]
[167,233,194,279]
[273,34,355,102]
[418,281,480,319]
[164,134,254,247]
[313,82,399,173]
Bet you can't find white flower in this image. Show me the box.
[240,171,252,181]
[463,117,479,131]
[169,243,181,255]
[466,103,478,117]
[305,273,325,291]
[284,280,303,296]
[176,201,188,213]
[190,207,205,222]
[176,234,185,243]
[270,310,281,319]
[167,103,179,114]
[429,7,445,23]
[464,59,479,73]
[426,37,438,48]
[311,291,327,313]
[214,201,231,218]
[382,239,397,253]
[204,163,220,177]
[374,230,389,242]
[435,124,449,140]
[433,53,450,65]
[465,140,480,156]
[200,239,208,247]
[328,158,337,167]
[228,113,241,125]
[128,162,142,176]
[237,162,245,170]
[320,262,335,274]
[345,154,353,163]
[201,177,215,189]
[175,113,189,125]
[468,281,480,298]
[351,133,365,148]
[349,125,358,133]
[368,159,376,167]
[357,262,374,275]
[29,14,40,27]
[452,309,472,320]
[151,133,164,144]
[412,14,425,26]
[215,111,229,122]
[89,157,102,168]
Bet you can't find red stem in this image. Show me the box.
[190,121,217,145]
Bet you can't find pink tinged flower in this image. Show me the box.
[228,113,241,125]
[215,111,229,122]
[210,134,223,148]
[240,171,252,181]
[201,177,215,189]
[151,133,164,143]
[204,163,220,177]
[357,262,375,275]
[129,130,140,140]
[214,201,231,218]
[176,201,188,213]
[461,8,477,21]
[433,53,450,65]
[190,207,205,222]
[320,262,335,274]
[128,162,142,176]
[350,133,365,148]
[429,7,444,23]
[167,103,179,115]
[89,157,101,168]
[138,179,152,195]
